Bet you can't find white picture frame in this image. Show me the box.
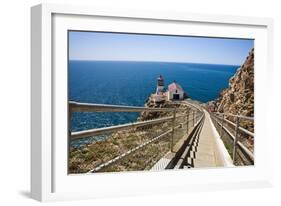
[31,3,274,202]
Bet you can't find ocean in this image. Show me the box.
[69,60,239,133]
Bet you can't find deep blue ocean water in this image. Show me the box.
[69,60,238,132]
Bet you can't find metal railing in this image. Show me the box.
[166,113,205,169]
[210,112,254,165]
[68,101,203,173]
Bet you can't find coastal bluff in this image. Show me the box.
[210,48,254,131]
[139,96,189,121]
[69,98,191,173]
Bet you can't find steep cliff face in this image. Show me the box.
[214,48,254,130]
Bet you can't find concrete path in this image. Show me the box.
[151,102,233,171]
[192,110,233,168]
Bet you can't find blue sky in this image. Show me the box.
[69,31,254,65]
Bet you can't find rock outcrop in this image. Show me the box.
[213,48,254,131]
[139,95,189,121]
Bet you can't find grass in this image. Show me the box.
[68,102,190,174]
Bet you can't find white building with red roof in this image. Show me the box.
[152,76,185,102]
[167,81,184,100]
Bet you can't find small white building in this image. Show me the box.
[167,81,184,100]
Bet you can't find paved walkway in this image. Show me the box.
[191,110,233,168]
[151,104,233,171]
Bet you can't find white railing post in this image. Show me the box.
[220,114,224,137]
[186,108,190,134]
[170,108,177,152]
[232,116,240,164]
[193,110,195,127]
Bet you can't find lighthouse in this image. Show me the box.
[154,75,166,103]
[156,75,164,94]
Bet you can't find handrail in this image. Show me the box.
[88,128,174,173]
[168,113,205,169]
[69,101,204,172]
[214,112,254,121]
[214,114,254,137]
[71,113,187,140]
[214,116,254,162]
[182,100,203,112]
[210,113,254,165]
[69,101,202,140]
[89,113,205,172]
[69,101,184,113]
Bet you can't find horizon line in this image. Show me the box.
[68,59,241,67]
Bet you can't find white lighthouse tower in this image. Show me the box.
[154,75,166,102]
[156,75,164,94]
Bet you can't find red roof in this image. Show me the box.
[168,82,184,92]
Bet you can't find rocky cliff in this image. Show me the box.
[213,48,254,131]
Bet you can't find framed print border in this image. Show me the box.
[31,3,274,202]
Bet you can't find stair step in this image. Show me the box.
[189,151,196,159]
[187,157,193,166]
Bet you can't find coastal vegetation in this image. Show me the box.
[69,101,190,173]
